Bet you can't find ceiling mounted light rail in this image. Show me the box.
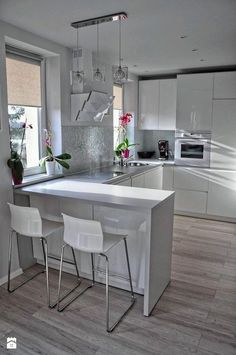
[71,12,127,28]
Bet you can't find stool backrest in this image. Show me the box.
[62,213,104,253]
[8,203,42,237]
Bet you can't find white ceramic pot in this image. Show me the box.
[45,160,56,176]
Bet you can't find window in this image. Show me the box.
[6,47,44,174]
[113,85,123,149]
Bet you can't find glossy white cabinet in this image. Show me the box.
[163,166,174,190]
[175,190,207,214]
[138,79,176,130]
[131,167,163,189]
[115,178,131,186]
[207,169,236,218]
[176,73,213,131]
[131,173,145,188]
[138,80,159,130]
[174,167,209,192]
[158,79,177,130]
[173,166,208,214]
[214,72,236,99]
[211,100,236,170]
[144,166,163,189]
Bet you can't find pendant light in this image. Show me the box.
[113,15,128,83]
[93,23,103,81]
[70,27,84,85]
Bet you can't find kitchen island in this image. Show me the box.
[16,179,174,316]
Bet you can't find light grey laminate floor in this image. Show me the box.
[0,216,236,355]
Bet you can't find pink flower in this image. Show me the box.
[119,113,133,127]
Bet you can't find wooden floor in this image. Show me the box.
[0,216,236,355]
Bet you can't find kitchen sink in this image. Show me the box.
[128,162,149,167]
[112,171,125,177]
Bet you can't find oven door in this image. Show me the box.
[175,139,210,167]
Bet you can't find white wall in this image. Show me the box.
[0,25,19,282]
[123,73,144,155]
[0,19,72,281]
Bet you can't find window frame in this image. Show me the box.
[113,84,123,150]
[6,46,46,176]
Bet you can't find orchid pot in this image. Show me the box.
[45,160,56,175]
[121,149,130,159]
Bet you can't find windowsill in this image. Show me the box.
[13,173,64,189]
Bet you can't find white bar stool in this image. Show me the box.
[57,213,136,332]
[7,203,66,307]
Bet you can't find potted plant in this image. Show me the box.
[115,138,137,159]
[7,116,33,185]
[7,150,24,185]
[40,129,71,175]
[114,113,137,160]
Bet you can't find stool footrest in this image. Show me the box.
[8,269,45,293]
[107,297,136,333]
[57,282,93,312]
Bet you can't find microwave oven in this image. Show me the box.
[175,131,211,167]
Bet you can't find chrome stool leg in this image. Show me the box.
[100,238,136,333]
[124,238,135,299]
[57,244,92,312]
[71,247,80,280]
[91,253,95,285]
[41,238,51,308]
[8,230,44,293]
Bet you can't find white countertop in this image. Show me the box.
[17,179,174,210]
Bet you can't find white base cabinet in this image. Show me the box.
[207,169,236,219]
[173,167,208,214]
[131,167,163,189]
[175,190,207,214]
[144,166,163,189]
[115,178,131,186]
[174,167,208,192]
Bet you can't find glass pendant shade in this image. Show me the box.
[94,68,103,81]
[114,66,126,81]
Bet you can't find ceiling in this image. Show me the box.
[0,0,236,75]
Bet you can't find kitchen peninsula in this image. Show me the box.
[16,178,174,316]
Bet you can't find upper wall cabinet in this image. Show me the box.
[213,72,236,99]
[176,73,213,131]
[138,79,176,130]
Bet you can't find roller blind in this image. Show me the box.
[113,85,122,110]
[6,53,42,107]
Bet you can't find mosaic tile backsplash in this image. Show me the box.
[62,126,114,173]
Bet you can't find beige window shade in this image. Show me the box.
[6,56,41,107]
[113,85,122,110]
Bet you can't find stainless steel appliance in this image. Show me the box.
[158,140,169,160]
[175,131,211,167]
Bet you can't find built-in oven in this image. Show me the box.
[175,131,211,167]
